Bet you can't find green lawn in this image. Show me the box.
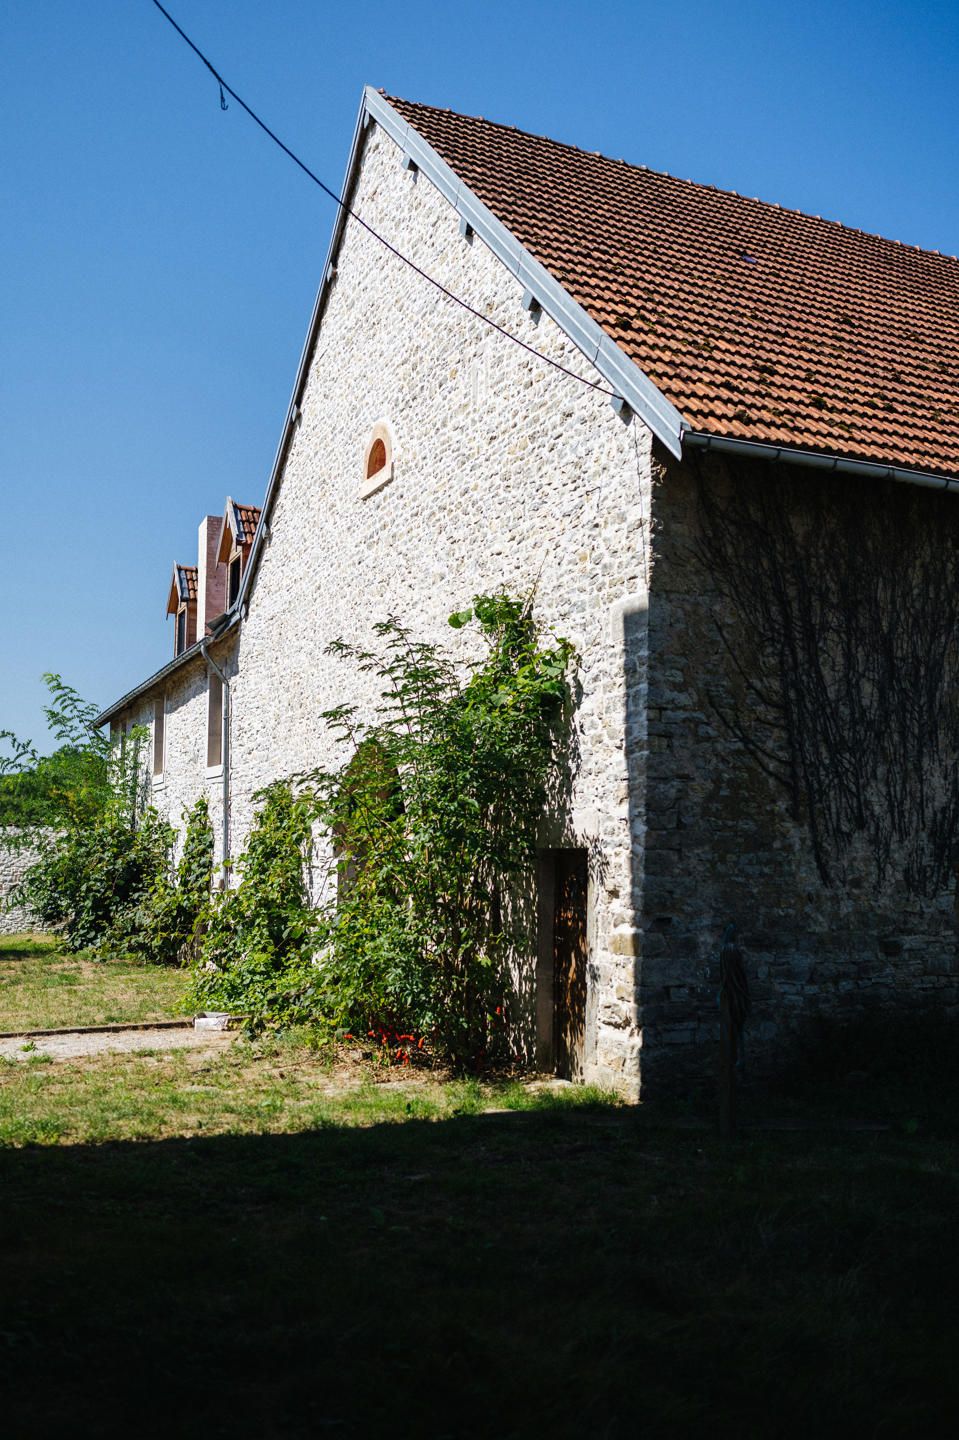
[0,935,956,1436]
[0,933,188,1031]
[1,1042,958,1436]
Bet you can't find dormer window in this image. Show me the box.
[228,554,242,607]
[216,497,261,611]
[166,564,198,658]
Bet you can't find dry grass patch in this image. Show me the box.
[0,1039,609,1146]
[0,933,188,1032]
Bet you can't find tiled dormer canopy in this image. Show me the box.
[216,498,262,609]
[166,564,198,658]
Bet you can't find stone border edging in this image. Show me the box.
[0,1018,194,1041]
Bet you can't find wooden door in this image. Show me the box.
[553,849,588,1080]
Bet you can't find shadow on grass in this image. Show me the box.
[0,936,60,962]
[1,1097,957,1438]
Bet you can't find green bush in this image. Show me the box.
[4,685,213,967]
[188,783,316,1019]
[133,795,215,966]
[191,593,574,1067]
[0,675,114,830]
[18,807,174,955]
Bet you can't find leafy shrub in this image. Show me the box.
[4,677,173,955]
[133,795,215,966]
[19,807,174,954]
[191,593,574,1067]
[189,783,316,1020]
[0,675,114,830]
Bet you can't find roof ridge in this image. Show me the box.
[384,93,959,265]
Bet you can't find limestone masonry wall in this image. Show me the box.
[109,118,959,1097]
[0,834,49,935]
[124,120,655,1095]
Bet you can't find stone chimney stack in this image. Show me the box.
[197,515,226,636]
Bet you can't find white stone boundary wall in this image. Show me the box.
[0,831,52,935]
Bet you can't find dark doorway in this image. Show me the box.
[549,848,589,1080]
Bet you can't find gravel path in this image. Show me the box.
[0,1025,236,1062]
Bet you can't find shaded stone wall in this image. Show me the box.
[639,446,959,1088]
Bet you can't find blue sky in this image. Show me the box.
[3,0,958,751]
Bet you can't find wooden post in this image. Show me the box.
[718,922,747,1140]
[719,988,736,1139]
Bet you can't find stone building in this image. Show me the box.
[97,90,959,1096]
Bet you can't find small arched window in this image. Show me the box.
[360,422,394,499]
[367,438,387,478]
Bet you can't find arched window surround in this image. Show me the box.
[360,420,395,499]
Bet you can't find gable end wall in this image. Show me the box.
[139,119,658,1095]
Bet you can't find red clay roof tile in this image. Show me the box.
[232,502,261,547]
[387,97,959,478]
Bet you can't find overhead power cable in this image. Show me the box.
[148,0,615,398]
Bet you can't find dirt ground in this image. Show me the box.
[0,1024,235,1062]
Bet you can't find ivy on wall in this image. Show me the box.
[695,461,959,896]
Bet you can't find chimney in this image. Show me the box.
[197,515,226,636]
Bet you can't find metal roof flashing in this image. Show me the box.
[684,431,959,494]
[363,88,685,457]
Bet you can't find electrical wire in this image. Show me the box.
[148,0,615,398]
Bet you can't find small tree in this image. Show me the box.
[4,676,171,953]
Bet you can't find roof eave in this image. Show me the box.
[683,429,959,494]
[94,615,240,729]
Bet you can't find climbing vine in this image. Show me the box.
[193,593,575,1065]
[695,461,959,895]
[134,795,215,966]
[189,783,315,1019]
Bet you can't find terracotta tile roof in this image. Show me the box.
[166,564,198,615]
[177,565,198,601]
[232,502,261,546]
[388,96,959,478]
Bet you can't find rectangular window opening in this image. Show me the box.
[152,697,165,777]
[228,555,242,607]
[176,608,186,656]
[207,673,223,769]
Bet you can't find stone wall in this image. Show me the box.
[124,644,235,876]
[640,446,959,1088]
[0,833,48,935]
[105,119,959,1098]
[116,118,657,1095]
